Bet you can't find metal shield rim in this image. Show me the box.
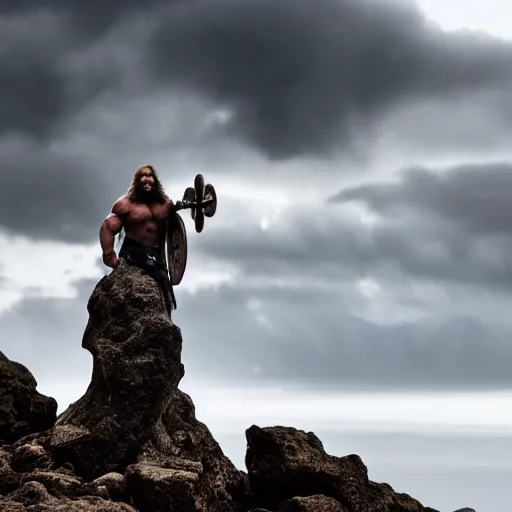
[166,213,188,286]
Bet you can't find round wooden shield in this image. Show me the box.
[204,183,217,218]
[194,173,205,233]
[166,213,187,286]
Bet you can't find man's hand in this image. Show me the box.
[103,251,120,269]
[175,200,192,211]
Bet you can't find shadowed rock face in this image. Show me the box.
[0,264,470,511]
[0,351,57,445]
[51,262,185,479]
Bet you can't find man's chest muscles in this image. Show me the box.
[125,203,167,225]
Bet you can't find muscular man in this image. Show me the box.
[99,164,178,315]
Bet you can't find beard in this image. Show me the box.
[133,183,160,204]
[127,175,167,205]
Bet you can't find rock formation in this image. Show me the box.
[0,263,474,511]
[0,352,57,445]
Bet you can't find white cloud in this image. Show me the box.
[0,233,101,313]
[417,0,512,40]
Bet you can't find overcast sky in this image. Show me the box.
[1,1,512,510]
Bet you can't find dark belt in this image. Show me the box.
[119,237,165,268]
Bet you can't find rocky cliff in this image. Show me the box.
[0,263,472,511]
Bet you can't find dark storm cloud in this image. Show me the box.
[0,0,163,140]
[0,142,114,243]
[0,0,163,36]
[4,0,512,157]
[0,12,65,140]
[147,0,512,158]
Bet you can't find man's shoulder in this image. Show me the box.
[112,195,131,215]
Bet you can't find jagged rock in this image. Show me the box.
[368,481,440,512]
[10,442,52,473]
[19,469,82,498]
[0,480,136,511]
[126,463,199,511]
[278,495,348,511]
[453,509,476,512]
[0,447,19,495]
[139,388,244,512]
[0,351,57,444]
[79,472,128,502]
[245,425,439,512]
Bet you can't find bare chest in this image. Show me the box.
[125,203,167,224]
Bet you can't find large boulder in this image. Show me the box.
[0,351,57,444]
[0,480,136,512]
[244,425,440,512]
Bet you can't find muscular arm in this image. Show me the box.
[99,213,123,255]
[99,198,126,265]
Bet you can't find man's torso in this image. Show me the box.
[116,197,170,247]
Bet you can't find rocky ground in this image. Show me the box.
[0,263,474,511]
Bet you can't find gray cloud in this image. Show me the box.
[193,161,512,293]
[176,282,512,390]
[0,140,113,243]
[147,0,512,158]
[0,0,163,37]
[330,162,512,236]
[0,278,96,385]
[0,1,161,141]
[327,162,512,290]
[0,11,67,140]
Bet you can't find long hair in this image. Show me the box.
[126,164,168,204]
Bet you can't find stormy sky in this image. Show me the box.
[1,0,512,510]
